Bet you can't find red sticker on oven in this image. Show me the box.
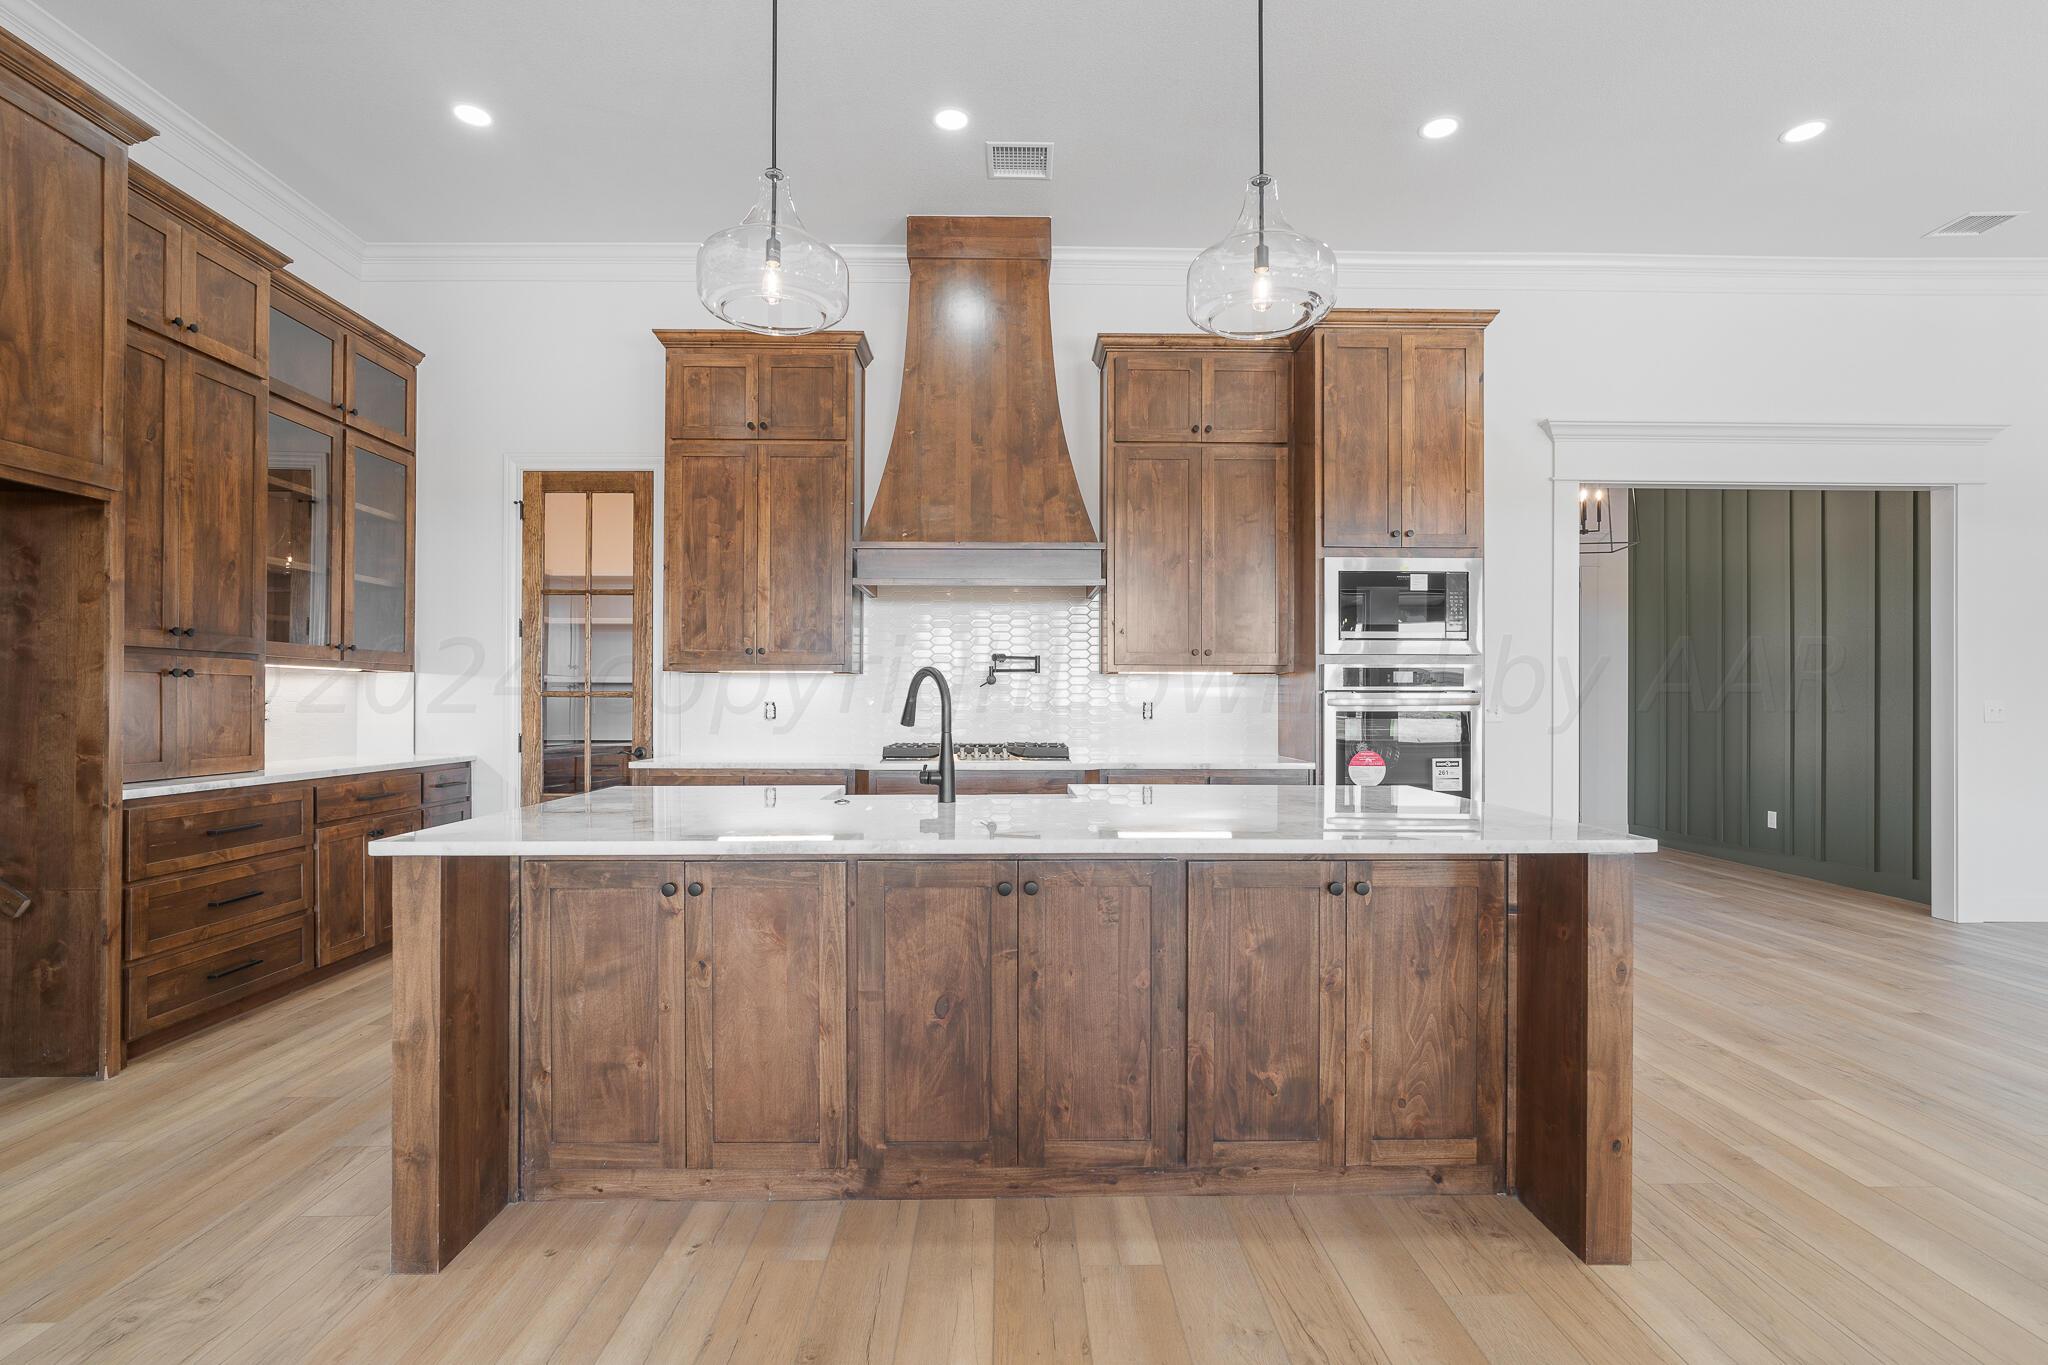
[1347,750,1387,786]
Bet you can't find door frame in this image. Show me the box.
[518,468,656,805]
[1543,420,2002,922]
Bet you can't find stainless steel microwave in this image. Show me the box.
[1321,557,1481,656]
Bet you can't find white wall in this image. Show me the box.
[361,256,2046,921]
[1576,489,1631,832]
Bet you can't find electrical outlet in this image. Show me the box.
[1765,810,1778,830]
[1984,702,2008,724]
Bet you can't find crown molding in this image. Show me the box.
[1540,420,2009,447]
[360,240,2048,296]
[0,0,365,279]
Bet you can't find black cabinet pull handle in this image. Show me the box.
[996,881,1014,897]
[205,889,263,909]
[688,882,704,897]
[334,401,346,411]
[1022,881,1038,896]
[353,792,391,801]
[204,822,263,837]
[1326,881,1344,896]
[205,958,263,981]
[1353,881,1371,896]
[347,407,358,416]
[660,881,678,896]
[368,828,387,838]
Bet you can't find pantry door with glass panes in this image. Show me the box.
[520,472,654,805]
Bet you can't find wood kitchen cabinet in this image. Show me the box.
[121,329,267,654]
[268,271,421,451]
[1305,311,1493,553]
[126,166,283,378]
[1103,348,1291,444]
[657,330,868,672]
[342,430,415,669]
[121,652,264,784]
[316,808,418,964]
[0,31,150,495]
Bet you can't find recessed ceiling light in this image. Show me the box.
[452,103,493,128]
[1419,116,1460,140]
[933,108,969,132]
[1779,119,1827,144]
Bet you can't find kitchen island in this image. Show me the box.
[373,783,1650,1273]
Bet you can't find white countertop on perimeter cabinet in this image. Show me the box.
[627,754,1317,773]
[122,755,477,802]
[369,783,1656,859]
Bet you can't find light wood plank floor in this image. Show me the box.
[4,850,2047,1363]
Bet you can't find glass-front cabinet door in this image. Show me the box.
[343,432,414,668]
[345,335,416,449]
[268,291,344,415]
[266,400,342,661]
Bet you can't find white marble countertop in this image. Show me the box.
[370,783,1654,859]
[627,753,1317,773]
[123,755,476,802]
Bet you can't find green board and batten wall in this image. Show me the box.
[1628,489,1931,902]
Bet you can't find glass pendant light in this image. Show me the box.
[697,0,848,334]
[1186,0,1338,339]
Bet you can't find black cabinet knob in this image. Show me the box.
[1189,424,1199,433]
[170,316,184,328]
[746,420,757,430]
[757,649,767,658]
[348,407,358,416]
[1405,529,1415,537]
[1022,880,1038,896]
[1326,881,1343,896]
[1353,880,1371,896]
[1203,649,1212,656]
[996,881,1014,897]
[758,421,769,431]
[369,828,386,838]
[1189,648,1199,656]
[334,401,346,411]
[186,321,200,334]
[1203,424,1212,433]
[688,882,704,897]
[659,881,678,897]
[632,746,648,759]
[743,646,755,656]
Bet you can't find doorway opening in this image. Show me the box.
[519,472,653,805]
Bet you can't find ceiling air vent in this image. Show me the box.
[1924,211,2026,238]
[986,141,1053,180]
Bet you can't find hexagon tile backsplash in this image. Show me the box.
[653,592,1279,761]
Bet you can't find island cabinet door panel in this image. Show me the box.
[756,443,849,667]
[1345,859,1505,1177]
[854,861,1017,1167]
[1017,861,1184,1168]
[663,441,757,668]
[522,861,689,1172]
[1108,444,1203,667]
[1187,861,1346,1169]
[682,862,848,1169]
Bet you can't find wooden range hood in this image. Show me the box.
[856,216,1101,595]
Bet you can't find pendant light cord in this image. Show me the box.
[1256,0,1266,241]
[768,0,779,237]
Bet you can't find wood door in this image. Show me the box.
[1187,861,1346,1169]
[522,861,689,1173]
[683,862,848,1168]
[1200,444,1288,669]
[1400,330,1483,550]
[371,810,423,946]
[313,816,374,965]
[1109,354,1203,441]
[120,652,175,783]
[1201,353,1290,443]
[663,441,757,668]
[1017,861,1184,1168]
[124,195,182,339]
[756,351,847,439]
[341,431,415,669]
[264,400,344,663]
[267,289,345,416]
[343,333,416,450]
[179,231,268,376]
[854,861,1017,1168]
[174,656,263,778]
[756,442,849,668]
[1107,444,1203,668]
[0,71,126,492]
[121,328,177,647]
[665,349,756,440]
[172,352,266,655]
[1346,859,1505,1177]
[1320,331,1402,548]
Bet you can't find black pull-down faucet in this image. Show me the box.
[899,665,956,804]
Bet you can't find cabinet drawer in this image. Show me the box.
[315,769,422,824]
[1209,769,1314,785]
[420,764,472,805]
[1099,769,1214,785]
[125,848,313,960]
[125,914,314,1040]
[420,801,470,829]
[126,786,313,881]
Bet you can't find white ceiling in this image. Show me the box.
[37,0,2048,256]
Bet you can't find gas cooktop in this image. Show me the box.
[881,741,1071,763]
